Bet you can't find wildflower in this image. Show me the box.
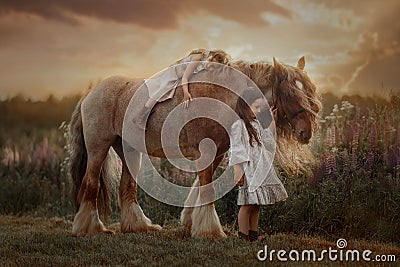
[342,149,351,181]
[333,104,339,113]
[334,125,340,146]
[324,151,337,179]
[369,121,376,152]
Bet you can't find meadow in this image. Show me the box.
[0,92,399,265]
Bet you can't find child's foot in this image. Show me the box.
[249,230,259,242]
[238,231,249,241]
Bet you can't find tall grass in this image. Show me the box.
[0,126,73,216]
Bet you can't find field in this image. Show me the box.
[0,92,399,265]
[1,216,399,266]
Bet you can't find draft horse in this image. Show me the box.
[69,57,321,237]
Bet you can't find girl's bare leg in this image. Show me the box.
[249,205,260,231]
[238,205,252,234]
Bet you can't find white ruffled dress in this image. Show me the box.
[144,51,209,102]
[228,119,288,205]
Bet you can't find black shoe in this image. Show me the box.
[249,230,259,242]
[238,231,249,241]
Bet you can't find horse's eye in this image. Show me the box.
[295,80,303,90]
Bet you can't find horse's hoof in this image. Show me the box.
[102,228,115,235]
[148,224,162,231]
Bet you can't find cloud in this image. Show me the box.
[0,0,291,29]
[340,60,369,94]
[0,1,399,99]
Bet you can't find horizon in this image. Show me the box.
[2,88,397,104]
[0,1,399,100]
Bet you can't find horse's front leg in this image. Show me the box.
[180,176,199,229]
[186,154,226,238]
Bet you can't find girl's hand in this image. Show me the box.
[182,86,192,109]
[235,174,244,186]
[233,164,244,186]
[271,106,278,122]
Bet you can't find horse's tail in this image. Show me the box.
[68,97,87,212]
[68,96,118,221]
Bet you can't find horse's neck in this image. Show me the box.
[248,64,277,106]
[230,60,277,106]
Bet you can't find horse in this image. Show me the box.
[68,56,321,237]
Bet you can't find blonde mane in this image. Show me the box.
[230,59,322,175]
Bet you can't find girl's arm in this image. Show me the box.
[181,53,202,108]
[260,107,278,151]
[268,106,278,130]
[233,163,244,186]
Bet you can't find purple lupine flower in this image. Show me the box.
[342,125,352,146]
[50,152,59,171]
[359,111,368,139]
[324,150,337,180]
[353,106,361,122]
[369,121,376,153]
[383,115,392,146]
[342,149,351,181]
[326,126,334,147]
[334,125,340,146]
[387,147,400,169]
[351,123,360,168]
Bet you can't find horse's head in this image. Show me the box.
[272,57,321,144]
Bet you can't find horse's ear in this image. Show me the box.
[297,56,305,70]
[273,57,285,78]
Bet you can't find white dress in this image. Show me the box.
[144,51,209,102]
[228,119,288,205]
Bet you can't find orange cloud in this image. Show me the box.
[0,0,291,29]
[0,1,399,99]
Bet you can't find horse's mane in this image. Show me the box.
[230,59,322,175]
[229,60,276,94]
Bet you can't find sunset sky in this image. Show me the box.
[0,0,399,100]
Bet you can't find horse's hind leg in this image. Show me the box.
[72,140,115,236]
[113,141,162,233]
[187,154,226,238]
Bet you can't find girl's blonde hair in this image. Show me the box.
[188,48,231,64]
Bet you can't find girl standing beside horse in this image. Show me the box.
[229,88,288,241]
[133,48,231,130]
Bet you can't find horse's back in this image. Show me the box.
[79,74,236,157]
[81,76,143,137]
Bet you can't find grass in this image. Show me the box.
[0,215,398,266]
